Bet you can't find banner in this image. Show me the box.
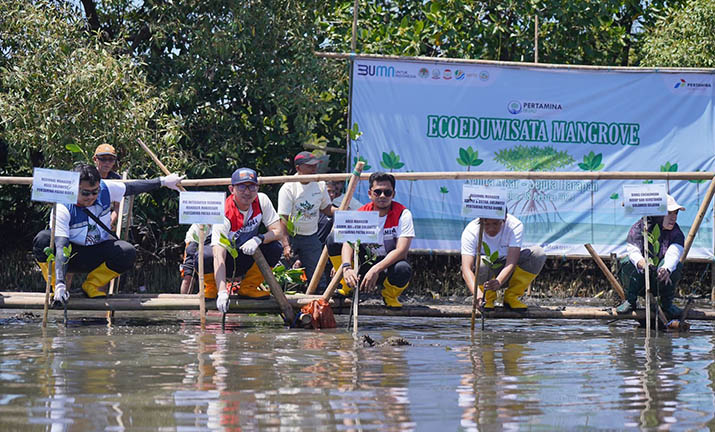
[350,58,715,258]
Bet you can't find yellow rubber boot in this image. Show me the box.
[480,286,497,311]
[503,266,537,311]
[38,261,55,287]
[82,263,119,298]
[381,279,407,309]
[329,255,351,296]
[203,272,217,299]
[237,263,270,299]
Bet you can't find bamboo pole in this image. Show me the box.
[313,51,715,73]
[470,224,484,332]
[253,248,296,326]
[680,176,715,263]
[321,266,345,301]
[352,243,359,339]
[197,227,206,330]
[106,171,129,324]
[303,143,347,154]
[3,171,715,187]
[306,161,365,294]
[41,205,57,328]
[584,243,625,301]
[643,216,651,338]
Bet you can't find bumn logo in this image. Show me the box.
[357,64,395,77]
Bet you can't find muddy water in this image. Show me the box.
[1,311,715,431]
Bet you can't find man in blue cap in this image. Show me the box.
[201,168,284,313]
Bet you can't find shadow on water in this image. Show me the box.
[1,311,714,430]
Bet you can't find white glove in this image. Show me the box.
[160,173,186,191]
[216,290,230,313]
[240,236,262,256]
[53,282,70,305]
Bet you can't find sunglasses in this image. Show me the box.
[234,184,258,192]
[371,188,393,197]
[80,188,100,197]
[96,156,116,163]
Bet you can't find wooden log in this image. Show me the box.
[321,266,345,301]
[584,244,625,300]
[306,161,365,294]
[4,292,715,320]
[253,248,295,325]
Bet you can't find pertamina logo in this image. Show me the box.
[454,70,465,80]
[674,78,712,89]
[507,101,522,115]
[508,100,563,115]
[357,64,395,77]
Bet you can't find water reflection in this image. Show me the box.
[1,313,715,430]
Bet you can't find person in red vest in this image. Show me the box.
[327,172,415,308]
[200,168,284,313]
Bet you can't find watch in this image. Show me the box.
[341,262,352,270]
[257,233,265,243]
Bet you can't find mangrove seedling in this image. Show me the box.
[578,151,604,244]
[349,122,363,141]
[272,264,305,292]
[609,193,619,225]
[380,151,405,172]
[457,146,484,171]
[647,223,661,268]
[481,242,504,276]
[439,186,449,218]
[280,211,302,238]
[218,233,240,287]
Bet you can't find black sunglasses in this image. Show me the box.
[372,188,393,197]
[80,188,100,197]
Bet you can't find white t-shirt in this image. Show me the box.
[277,177,331,236]
[461,214,523,258]
[333,193,362,210]
[54,181,125,245]
[373,208,416,256]
[184,224,212,243]
[211,193,279,247]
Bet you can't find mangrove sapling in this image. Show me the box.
[647,224,662,269]
[217,233,240,293]
[578,151,605,244]
[480,242,504,294]
[280,211,302,238]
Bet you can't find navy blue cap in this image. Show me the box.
[231,168,258,185]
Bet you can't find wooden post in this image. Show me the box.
[42,205,57,328]
[534,14,539,63]
[321,266,345,301]
[306,161,365,295]
[352,243,360,340]
[643,216,651,337]
[584,243,625,301]
[253,248,296,326]
[107,171,129,324]
[197,226,206,330]
[680,176,715,263]
[470,223,484,332]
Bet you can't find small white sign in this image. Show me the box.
[334,210,380,243]
[461,185,508,219]
[623,184,667,216]
[179,191,226,225]
[31,168,80,204]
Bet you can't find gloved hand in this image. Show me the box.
[53,282,70,305]
[216,290,230,313]
[160,173,186,191]
[240,236,262,256]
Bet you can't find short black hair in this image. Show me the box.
[368,172,395,189]
[73,163,101,185]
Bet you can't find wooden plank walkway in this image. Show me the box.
[2,292,714,321]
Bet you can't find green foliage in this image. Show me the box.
[43,247,55,264]
[578,151,604,171]
[647,224,661,267]
[610,193,619,200]
[660,161,678,172]
[456,146,484,171]
[494,145,574,171]
[353,156,371,171]
[349,123,363,141]
[219,234,238,259]
[380,151,405,171]
[280,211,303,237]
[641,0,715,67]
[272,264,305,287]
[480,242,503,273]
[439,186,449,194]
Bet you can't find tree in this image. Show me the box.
[640,0,715,67]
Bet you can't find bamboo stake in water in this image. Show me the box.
[42,205,57,328]
[197,226,206,330]
[107,171,129,325]
[352,243,360,340]
[470,223,484,332]
[643,216,651,337]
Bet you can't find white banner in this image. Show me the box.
[31,168,79,204]
[334,210,380,243]
[179,192,225,225]
[351,58,715,258]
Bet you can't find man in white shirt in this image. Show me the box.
[460,213,546,311]
[278,151,336,288]
[329,172,415,308]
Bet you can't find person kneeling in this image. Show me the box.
[460,214,545,311]
[327,172,414,308]
[33,164,183,304]
[203,168,284,313]
[616,195,685,320]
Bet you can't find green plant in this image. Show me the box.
[480,242,504,275]
[439,186,449,218]
[647,224,662,267]
[609,193,619,224]
[380,151,405,171]
[348,122,363,141]
[456,146,483,171]
[218,232,239,283]
[280,211,302,237]
[272,264,305,287]
[353,156,371,171]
